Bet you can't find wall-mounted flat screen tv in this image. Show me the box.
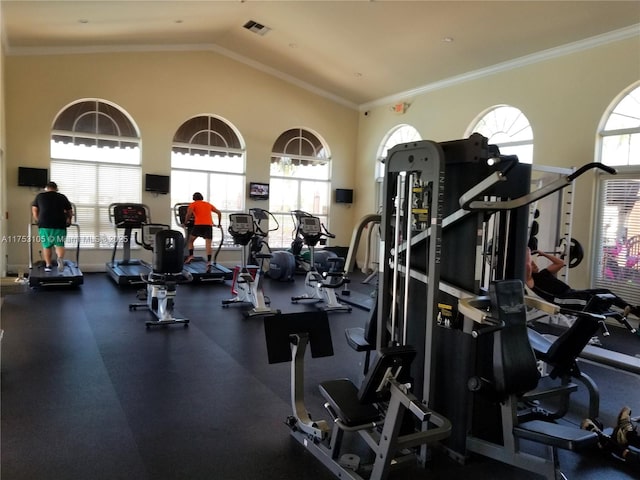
[145,174,170,194]
[335,188,353,204]
[249,182,269,200]
[18,167,48,187]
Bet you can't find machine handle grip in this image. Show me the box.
[599,319,611,337]
[567,162,616,181]
[133,231,146,248]
[617,316,637,334]
[471,321,505,338]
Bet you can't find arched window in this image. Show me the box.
[375,125,421,212]
[466,105,534,163]
[170,115,245,246]
[50,99,141,248]
[376,124,422,179]
[268,128,330,248]
[592,83,640,304]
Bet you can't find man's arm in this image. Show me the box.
[61,195,73,226]
[212,206,222,227]
[64,208,73,226]
[534,250,565,275]
[31,206,39,224]
[183,206,195,225]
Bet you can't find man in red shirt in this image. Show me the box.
[183,192,222,268]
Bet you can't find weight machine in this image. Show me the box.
[264,310,451,480]
[375,133,616,478]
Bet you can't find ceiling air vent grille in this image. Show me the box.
[243,20,271,36]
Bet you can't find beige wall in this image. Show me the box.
[4,35,639,285]
[355,35,640,288]
[4,50,358,272]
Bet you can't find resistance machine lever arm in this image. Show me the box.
[459,162,616,211]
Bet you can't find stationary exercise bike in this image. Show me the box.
[129,225,192,327]
[222,213,280,317]
[290,214,351,313]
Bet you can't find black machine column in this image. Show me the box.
[378,134,533,457]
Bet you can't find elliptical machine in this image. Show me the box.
[222,213,280,317]
[129,225,192,328]
[247,208,276,270]
[290,214,351,313]
[249,207,296,281]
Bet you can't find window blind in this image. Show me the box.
[593,175,640,305]
[51,160,141,248]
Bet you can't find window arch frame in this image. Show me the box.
[374,124,422,213]
[268,127,332,249]
[465,104,534,164]
[375,124,422,180]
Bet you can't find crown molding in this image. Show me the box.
[6,23,638,113]
[359,24,640,111]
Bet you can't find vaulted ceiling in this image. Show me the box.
[2,1,639,108]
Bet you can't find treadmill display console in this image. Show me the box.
[114,205,148,227]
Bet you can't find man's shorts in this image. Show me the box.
[190,225,213,239]
[38,228,67,248]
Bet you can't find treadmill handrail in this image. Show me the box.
[173,202,191,225]
[133,224,171,250]
[109,203,151,264]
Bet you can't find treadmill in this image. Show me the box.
[173,203,232,282]
[106,203,154,286]
[28,204,84,288]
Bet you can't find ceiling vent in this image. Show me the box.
[243,20,271,36]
